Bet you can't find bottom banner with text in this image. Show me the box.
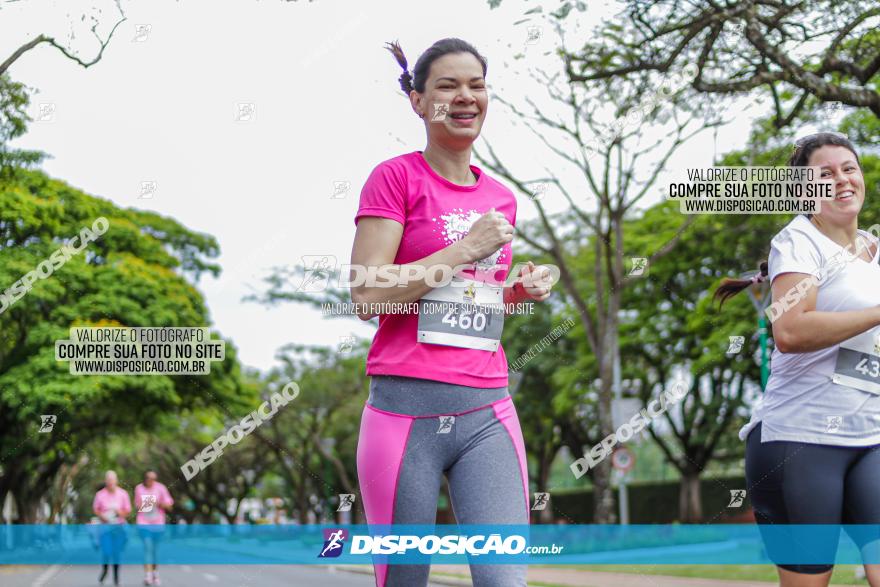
[2,524,879,565]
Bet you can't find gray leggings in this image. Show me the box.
[356,375,530,587]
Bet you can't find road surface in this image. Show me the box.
[0,564,454,587]
[2,563,862,586]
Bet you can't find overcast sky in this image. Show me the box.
[1,0,761,373]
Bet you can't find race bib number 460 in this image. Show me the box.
[833,328,880,395]
[417,278,504,352]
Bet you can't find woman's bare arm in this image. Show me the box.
[770,272,880,353]
[350,209,513,320]
[349,217,476,320]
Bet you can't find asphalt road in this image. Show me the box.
[0,564,457,587]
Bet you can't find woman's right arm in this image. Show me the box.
[350,218,474,321]
[349,210,512,321]
[770,272,880,353]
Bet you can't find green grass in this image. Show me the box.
[539,564,868,584]
[551,564,780,581]
[433,564,870,586]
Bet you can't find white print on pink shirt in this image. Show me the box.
[433,208,506,270]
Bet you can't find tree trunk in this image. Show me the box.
[678,472,702,522]
[593,320,618,524]
[48,454,89,523]
[353,485,367,524]
[297,483,310,524]
[16,495,40,523]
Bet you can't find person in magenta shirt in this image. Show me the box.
[134,470,174,585]
[92,470,131,586]
[350,39,555,587]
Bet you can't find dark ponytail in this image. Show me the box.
[713,132,861,307]
[385,40,415,94]
[384,38,488,96]
[714,261,768,308]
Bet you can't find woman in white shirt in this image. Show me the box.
[715,132,880,586]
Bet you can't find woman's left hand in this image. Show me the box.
[519,261,553,302]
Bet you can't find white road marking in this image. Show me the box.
[31,565,63,587]
[203,572,219,582]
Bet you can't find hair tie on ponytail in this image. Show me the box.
[714,260,769,308]
[750,261,769,283]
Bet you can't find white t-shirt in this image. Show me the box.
[739,215,880,446]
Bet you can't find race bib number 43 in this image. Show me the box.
[417,278,504,352]
[833,328,880,395]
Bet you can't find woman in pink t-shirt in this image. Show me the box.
[134,469,174,585]
[92,470,131,586]
[349,39,555,587]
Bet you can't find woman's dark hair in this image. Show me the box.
[788,132,860,168]
[713,132,861,307]
[385,38,488,95]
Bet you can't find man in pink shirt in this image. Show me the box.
[134,470,174,585]
[92,470,131,586]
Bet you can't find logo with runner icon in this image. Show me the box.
[727,490,746,508]
[531,492,550,511]
[39,415,56,433]
[437,416,455,434]
[318,528,348,558]
[138,495,157,513]
[337,494,356,512]
[826,415,843,434]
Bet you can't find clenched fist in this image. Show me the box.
[460,207,514,262]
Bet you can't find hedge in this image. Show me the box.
[546,475,752,523]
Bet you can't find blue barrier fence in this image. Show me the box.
[1,524,878,565]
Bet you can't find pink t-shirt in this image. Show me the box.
[354,151,517,388]
[93,487,131,524]
[134,482,173,525]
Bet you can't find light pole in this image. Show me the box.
[613,349,629,524]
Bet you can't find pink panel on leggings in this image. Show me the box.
[356,405,413,587]
[492,398,531,519]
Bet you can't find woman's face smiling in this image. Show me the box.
[808,145,865,224]
[411,52,488,147]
